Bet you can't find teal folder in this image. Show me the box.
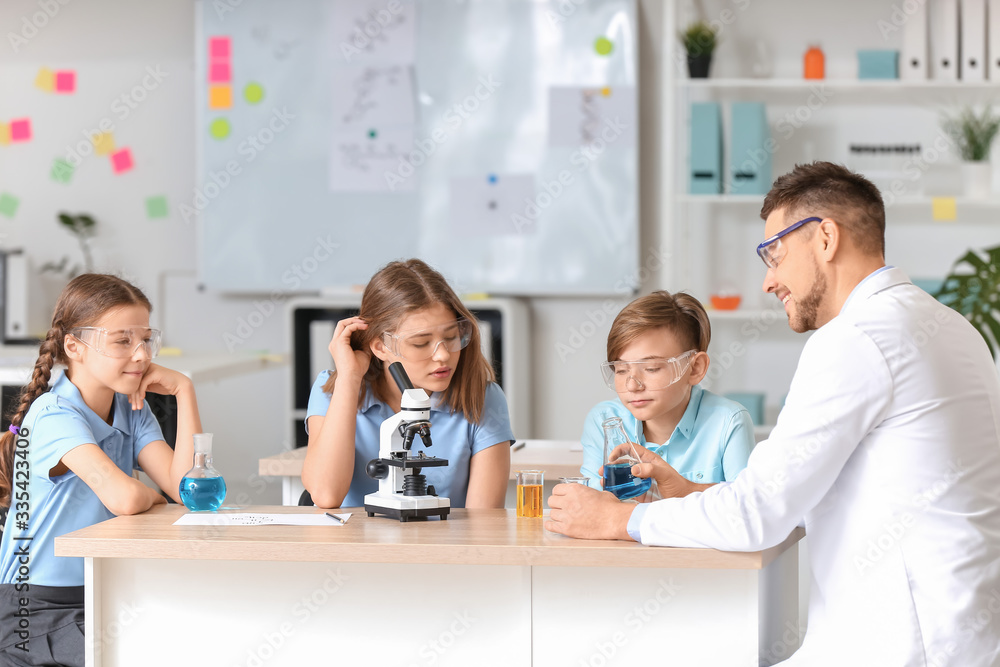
[729,102,772,195]
[689,102,722,194]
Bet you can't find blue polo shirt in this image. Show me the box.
[306,370,514,508]
[0,373,164,587]
[580,385,753,490]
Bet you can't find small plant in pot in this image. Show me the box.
[680,21,718,78]
[40,212,98,279]
[940,106,1000,199]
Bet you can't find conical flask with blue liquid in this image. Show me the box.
[602,417,651,500]
[179,433,227,511]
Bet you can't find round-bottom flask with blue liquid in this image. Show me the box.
[179,433,227,511]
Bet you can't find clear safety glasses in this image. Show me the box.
[600,349,698,392]
[382,318,473,361]
[71,326,162,359]
[756,216,822,269]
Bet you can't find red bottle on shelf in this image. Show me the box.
[804,45,825,79]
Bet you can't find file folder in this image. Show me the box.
[900,1,929,80]
[989,0,1000,79]
[689,102,722,195]
[930,0,960,81]
[729,102,772,196]
[962,0,987,81]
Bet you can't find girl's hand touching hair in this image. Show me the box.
[328,316,372,383]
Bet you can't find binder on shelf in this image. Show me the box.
[961,0,987,81]
[900,0,928,80]
[728,102,772,196]
[689,102,722,195]
[929,0,960,81]
[989,0,1000,79]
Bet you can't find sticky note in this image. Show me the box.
[35,68,55,92]
[0,123,9,145]
[209,36,231,60]
[244,82,264,104]
[51,158,74,183]
[0,193,20,218]
[10,119,31,142]
[110,147,133,174]
[55,70,76,93]
[92,132,114,155]
[208,85,232,109]
[932,197,957,221]
[146,195,169,219]
[210,118,230,139]
[209,62,231,83]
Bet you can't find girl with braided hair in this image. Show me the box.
[0,274,204,666]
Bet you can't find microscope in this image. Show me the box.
[364,362,451,522]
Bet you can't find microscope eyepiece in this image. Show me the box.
[388,362,415,392]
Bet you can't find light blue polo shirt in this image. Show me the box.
[580,385,753,490]
[306,370,514,508]
[0,373,164,587]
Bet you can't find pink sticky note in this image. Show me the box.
[209,62,231,83]
[110,147,133,174]
[209,37,231,60]
[10,118,31,142]
[55,70,76,93]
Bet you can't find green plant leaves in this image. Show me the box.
[935,244,1000,358]
[941,107,1000,162]
[680,21,717,58]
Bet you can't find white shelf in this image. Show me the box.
[707,309,784,321]
[680,194,1000,208]
[681,78,1000,90]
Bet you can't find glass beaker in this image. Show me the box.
[179,433,227,511]
[602,417,650,500]
[515,470,544,518]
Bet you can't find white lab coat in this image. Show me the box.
[635,268,1000,666]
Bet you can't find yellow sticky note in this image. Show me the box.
[35,67,55,92]
[0,123,9,146]
[932,197,957,221]
[208,85,233,110]
[92,132,115,155]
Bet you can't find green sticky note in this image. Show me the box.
[51,158,74,184]
[595,36,613,56]
[0,193,19,218]
[244,82,264,104]
[210,118,231,139]
[146,195,168,219]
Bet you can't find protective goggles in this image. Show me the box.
[756,216,822,269]
[71,326,162,359]
[600,350,698,392]
[382,318,473,361]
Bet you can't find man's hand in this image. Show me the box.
[544,483,637,540]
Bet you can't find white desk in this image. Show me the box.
[259,440,582,506]
[56,505,803,667]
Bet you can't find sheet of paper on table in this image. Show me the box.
[173,513,351,526]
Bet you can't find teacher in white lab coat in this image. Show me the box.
[547,161,1000,666]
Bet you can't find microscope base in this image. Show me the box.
[364,504,450,522]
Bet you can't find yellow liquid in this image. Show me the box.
[517,484,543,518]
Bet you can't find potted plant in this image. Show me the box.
[680,21,718,79]
[934,244,1000,359]
[941,106,1000,199]
[40,212,98,278]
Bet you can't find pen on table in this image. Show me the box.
[325,512,346,524]
[512,441,525,452]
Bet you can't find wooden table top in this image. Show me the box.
[56,505,803,570]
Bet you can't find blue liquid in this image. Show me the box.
[179,476,227,511]
[603,463,651,500]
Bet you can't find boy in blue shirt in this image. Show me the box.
[580,291,753,497]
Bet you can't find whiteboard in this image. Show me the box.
[195,0,638,295]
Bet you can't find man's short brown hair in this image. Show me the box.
[760,161,886,258]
